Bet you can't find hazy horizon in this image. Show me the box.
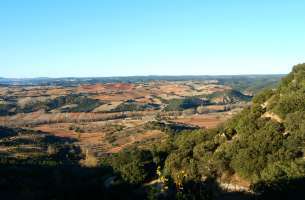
[0,73,286,79]
[1,0,305,77]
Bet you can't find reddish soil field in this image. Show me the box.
[77,84,107,93]
[34,124,79,139]
[205,105,226,111]
[0,111,157,127]
[104,83,135,91]
[34,124,105,146]
[174,114,230,129]
[92,91,145,101]
[34,123,165,154]
[158,84,191,95]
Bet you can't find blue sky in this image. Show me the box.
[1,0,305,78]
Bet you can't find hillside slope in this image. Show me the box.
[161,63,305,199]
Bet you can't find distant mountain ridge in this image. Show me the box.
[0,74,284,85]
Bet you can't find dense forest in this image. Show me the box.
[0,64,304,199]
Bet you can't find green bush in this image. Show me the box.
[107,149,156,184]
[164,97,205,111]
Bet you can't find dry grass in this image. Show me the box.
[92,101,122,112]
[107,130,164,153]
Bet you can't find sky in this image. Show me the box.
[1,0,305,78]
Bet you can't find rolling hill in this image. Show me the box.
[0,65,302,200]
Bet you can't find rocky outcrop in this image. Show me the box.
[262,111,283,123]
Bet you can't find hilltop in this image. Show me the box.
[207,89,252,104]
